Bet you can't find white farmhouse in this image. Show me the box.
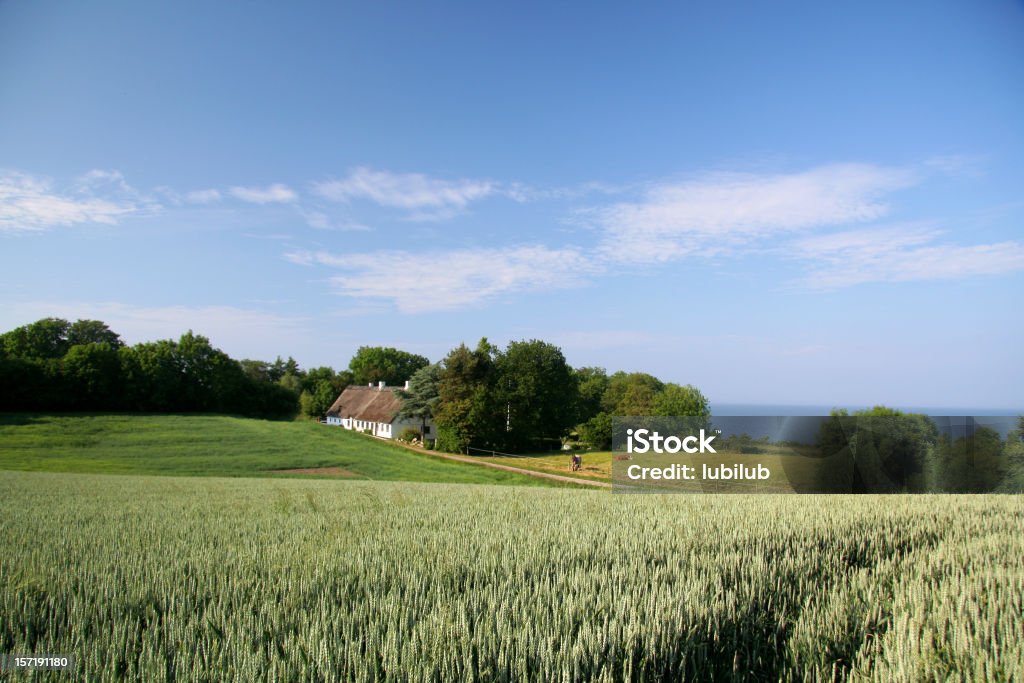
[324,381,435,441]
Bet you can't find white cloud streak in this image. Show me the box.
[592,163,917,263]
[0,170,145,232]
[185,189,222,204]
[286,245,593,312]
[793,225,1024,288]
[228,183,297,204]
[311,167,498,220]
[301,210,371,232]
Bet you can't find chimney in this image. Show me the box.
[404,380,410,391]
[378,381,386,391]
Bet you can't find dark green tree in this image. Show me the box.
[298,379,339,419]
[573,367,609,424]
[67,320,123,349]
[817,406,937,492]
[926,425,1007,493]
[577,412,612,450]
[1,317,71,359]
[435,339,499,453]
[1000,417,1024,492]
[396,363,442,440]
[349,346,430,386]
[119,340,184,411]
[494,340,578,452]
[240,359,272,383]
[63,342,121,408]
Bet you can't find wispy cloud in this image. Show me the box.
[185,189,222,204]
[73,169,136,194]
[286,245,593,312]
[311,167,498,220]
[228,183,297,204]
[922,154,987,178]
[0,170,150,233]
[590,163,917,263]
[301,209,371,232]
[242,232,293,241]
[792,225,1024,288]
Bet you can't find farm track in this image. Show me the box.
[384,437,612,488]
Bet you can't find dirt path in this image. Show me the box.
[392,441,611,488]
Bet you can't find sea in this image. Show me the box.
[707,404,1023,442]
[712,403,1023,417]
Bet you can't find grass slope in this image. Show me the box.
[0,414,556,486]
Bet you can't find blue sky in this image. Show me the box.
[2,0,1022,409]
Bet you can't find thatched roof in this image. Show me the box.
[326,385,404,423]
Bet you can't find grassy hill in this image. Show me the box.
[0,414,556,486]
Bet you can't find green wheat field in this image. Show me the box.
[2,469,1022,681]
[1,415,1023,681]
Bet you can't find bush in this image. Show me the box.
[576,412,612,450]
[398,427,420,443]
[435,424,468,453]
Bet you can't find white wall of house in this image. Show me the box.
[326,416,437,440]
[390,417,437,440]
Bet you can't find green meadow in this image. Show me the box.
[0,414,552,486]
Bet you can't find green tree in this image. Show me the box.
[118,332,251,413]
[574,367,608,424]
[651,383,710,417]
[176,331,251,411]
[1000,417,1024,492]
[302,380,338,418]
[435,339,499,453]
[349,346,430,386]
[602,372,664,415]
[240,359,272,383]
[396,363,442,439]
[119,340,184,411]
[0,355,48,410]
[616,383,658,416]
[278,372,303,395]
[495,340,578,452]
[1,317,71,359]
[577,412,612,450]
[67,319,123,349]
[926,425,1007,493]
[298,390,315,418]
[817,406,937,492]
[63,342,121,408]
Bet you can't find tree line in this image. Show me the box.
[0,318,427,419]
[813,406,1024,493]
[399,337,709,453]
[0,319,711,453]
[1,318,293,417]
